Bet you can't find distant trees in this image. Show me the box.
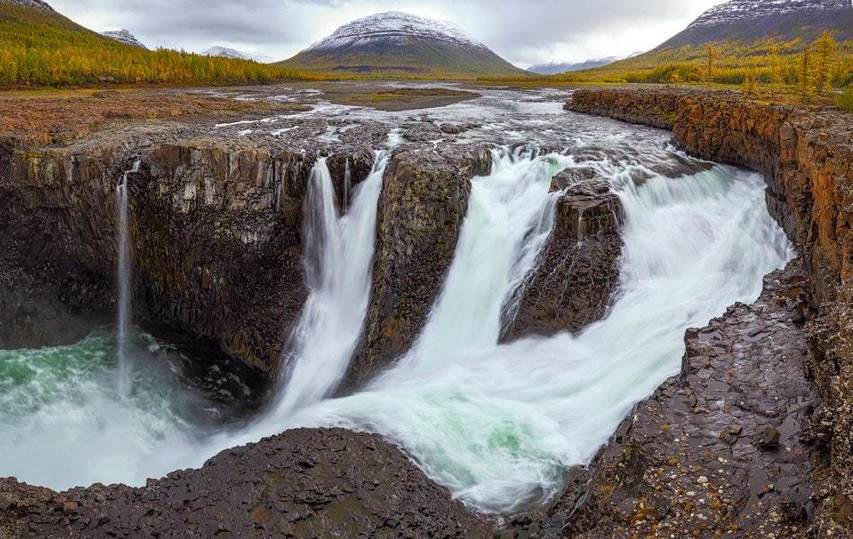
[813,31,838,96]
[0,2,319,89]
[766,40,784,96]
[704,44,720,82]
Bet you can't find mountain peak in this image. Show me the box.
[102,29,147,49]
[203,46,252,60]
[687,0,851,29]
[658,0,853,49]
[280,10,523,78]
[306,11,485,51]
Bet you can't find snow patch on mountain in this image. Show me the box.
[307,11,486,51]
[529,56,631,75]
[102,29,147,49]
[5,0,54,11]
[203,47,252,60]
[689,0,851,29]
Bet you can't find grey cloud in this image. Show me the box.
[49,0,723,65]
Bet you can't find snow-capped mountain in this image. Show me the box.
[280,11,524,78]
[688,0,849,28]
[306,11,485,51]
[658,0,853,49]
[202,47,252,60]
[102,29,147,49]
[528,56,623,75]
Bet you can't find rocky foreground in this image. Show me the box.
[0,87,850,537]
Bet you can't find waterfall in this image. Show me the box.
[116,159,140,398]
[268,135,398,419]
[289,154,793,513]
[343,157,351,214]
[398,148,571,372]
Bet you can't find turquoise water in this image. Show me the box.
[0,330,244,490]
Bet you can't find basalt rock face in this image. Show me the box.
[0,140,130,349]
[346,144,492,387]
[0,428,494,538]
[503,171,623,341]
[0,135,375,377]
[567,88,852,535]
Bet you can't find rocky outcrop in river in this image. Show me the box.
[347,144,492,386]
[503,172,623,341]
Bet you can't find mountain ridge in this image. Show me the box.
[658,0,853,49]
[280,11,526,78]
[101,29,146,49]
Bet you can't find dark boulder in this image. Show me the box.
[502,170,623,341]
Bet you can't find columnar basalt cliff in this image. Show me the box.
[0,133,376,376]
[347,144,492,386]
[565,88,852,535]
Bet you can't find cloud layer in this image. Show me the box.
[50,0,724,66]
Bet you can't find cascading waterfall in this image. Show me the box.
[394,148,572,373]
[288,153,793,513]
[116,159,140,397]
[1,114,795,513]
[268,135,399,420]
[343,157,351,214]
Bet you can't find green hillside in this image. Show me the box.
[0,1,314,88]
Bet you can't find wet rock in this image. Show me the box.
[753,425,781,450]
[345,143,492,387]
[567,87,852,535]
[0,429,494,538]
[519,262,820,537]
[502,172,623,340]
[0,131,382,378]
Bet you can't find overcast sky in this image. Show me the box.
[49,0,726,66]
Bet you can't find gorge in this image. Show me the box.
[0,84,850,537]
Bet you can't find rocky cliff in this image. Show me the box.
[0,130,379,377]
[565,87,852,536]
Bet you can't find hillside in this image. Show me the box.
[498,0,852,94]
[279,11,526,78]
[659,0,853,49]
[0,0,312,88]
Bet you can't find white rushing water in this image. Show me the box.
[281,151,793,513]
[268,135,399,420]
[0,332,215,490]
[115,159,139,398]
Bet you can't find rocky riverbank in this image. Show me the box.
[564,87,851,536]
[0,428,492,538]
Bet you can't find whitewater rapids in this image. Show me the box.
[276,149,794,513]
